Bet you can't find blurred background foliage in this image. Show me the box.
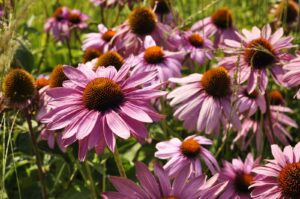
[1,0,300,198]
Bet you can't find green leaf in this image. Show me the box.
[12,41,34,71]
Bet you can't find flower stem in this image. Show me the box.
[215,131,228,159]
[37,33,49,72]
[101,159,106,192]
[100,7,106,25]
[113,147,126,178]
[66,39,73,65]
[68,151,97,198]
[112,6,123,26]
[160,98,169,138]
[24,110,48,199]
[85,162,98,199]
[264,92,275,142]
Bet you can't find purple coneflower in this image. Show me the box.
[236,87,266,117]
[37,65,69,152]
[83,50,125,71]
[82,48,102,63]
[40,60,165,160]
[218,153,259,199]
[36,74,51,120]
[271,0,299,30]
[235,90,298,151]
[155,135,219,177]
[151,0,170,16]
[167,66,241,133]
[44,7,70,42]
[131,36,184,84]
[283,54,300,99]
[67,9,89,30]
[150,0,176,26]
[175,30,214,65]
[250,143,300,199]
[102,161,227,199]
[114,6,173,56]
[82,24,116,52]
[219,24,294,94]
[191,7,240,46]
[40,129,66,152]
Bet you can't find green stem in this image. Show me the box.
[25,110,48,199]
[113,147,126,178]
[66,39,73,65]
[264,92,275,142]
[68,152,97,198]
[68,152,88,183]
[215,133,228,159]
[74,30,82,45]
[85,162,98,199]
[37,33,49,72]
[160,98,168,138]
[100,7,106,25]
[102,159,106,192]
[50,163,66,194]
[1,114,7,199]
[10,137,22,199]
[112,6,122,27]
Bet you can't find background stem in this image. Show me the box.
[24,110,48,199]
[113,147,126,178]
[85,162,98,199]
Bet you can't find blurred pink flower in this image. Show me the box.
[151,0,177,26]
[44,7,70,42]
[191,7,240,46]
[167,67,241,133]
[251,143,300,199]
[219,24,294,94]
[44,7,88,41]
[236,87,266,117]
[82,24,116,52]
[102,161,227,199]
[40,59,165,161]
[155,135,219,177]
[235,92,298,152]
[283,54,300,99]
[38,88,66,152]
[175,30,214,65]
[40,129,66,152]
[67,9,89,30]
[131,36,184,84]
[36,73,67,152]
[218,153,260,199]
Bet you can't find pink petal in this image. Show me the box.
[63,65,88,83]
[78,138,89,161]
[120,102,152,123]
[106,111,130,139]
[135,162,161,199]
[76,111,99,140]
[271,145,286,167]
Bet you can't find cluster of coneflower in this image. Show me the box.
[2,0,300,198]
